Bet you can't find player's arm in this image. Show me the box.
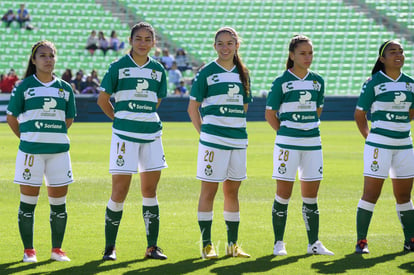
[65,118,74,129]
[187,99,202,134]
[156,98,162,109]
[354,108,369,139]
[97,91,114,120]
[7,114,20,138]
[243,103,248,113]
[265,109,280,131]
[409,109,414,121]
[317,107,323,118]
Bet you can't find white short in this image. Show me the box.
[14,149,74,187]
[109,133,168,174]
[363,144,414,179]
[196,143,247,182]
[272,145,323,182]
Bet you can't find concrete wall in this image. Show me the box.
[0,94,359,123]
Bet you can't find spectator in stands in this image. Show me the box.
[70,71,84,94]
[0,69,19,93]
[98,31,110,56]
[0,74,6,92]
[85,30,98,55]
[176,80,188,95]
[160,48,174,70]
[109,30,125,52]
[2,9,15,28]
[175,48,191,72]
[16,4,31,29]
[168,61,182,87]
[152,47,162,63]
[61,68,72,83]
[91,69,100,84]
[81,75,99,94]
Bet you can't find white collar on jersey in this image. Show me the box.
[214,60,236,72]
[128,54,150,68]
[380,70,402,82]
[287,69,309,80]
[33,74,56,87]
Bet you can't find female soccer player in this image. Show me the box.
[97,22,168,261]
[187,27,251,259]
[7,40,76,262]
[354,40,414,253]
[265,35,334,256]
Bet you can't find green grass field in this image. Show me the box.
[0,121,413,274]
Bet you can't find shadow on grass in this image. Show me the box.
[123,257,222,274]
[1,258,145,275]
[399,261,414,274]
[209,254,312,274]
[311,251,408,274]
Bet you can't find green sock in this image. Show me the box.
[302,202,319,244]
[225,220,239,245]
[105,207,123,248]
[356,207,373,241]
[143,205,159,247]
[18,201,36,249]
[50,204,67,248]
[198,220,212,247]
[398,209,414,242]
[272,200,288,242]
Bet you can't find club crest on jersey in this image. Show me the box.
[370,161,379,172]
[23,168,31,180]
[116,155,125,166]
[151,69,157,80]
[135,79,149,97]
[406,82,413,92]
[205,164,213,176]
[312,80,320,91]
[58,88,65,98]
[278,163,286,174]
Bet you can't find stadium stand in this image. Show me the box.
[0,0,413,98]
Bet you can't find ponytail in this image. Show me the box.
[371,40,393,75]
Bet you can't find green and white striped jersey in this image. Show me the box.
[190,61,252,150]
[100,55,167,143]
[6,75,76,154]
[356,71,414,149]
[266,70,324,150]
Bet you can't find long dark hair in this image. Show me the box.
[371,40,399,75]
[215,27,250,96]
[24,40,57,78]
[286,35,312,70]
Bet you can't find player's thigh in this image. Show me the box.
[363,145,391,179]
[109,133,139,174]
[390,148,414,179]
[227,149,247,181]
[272,145,300,182]
[298,150,323,181]
[14,150,45,187]
[138,138,168,172]
[196,143,230,182]
[44,151,74,187]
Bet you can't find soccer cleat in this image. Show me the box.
[403,238,414,252]
[145,246,167,260]
[51,248,71,261]
[307,240,334,255]
[273,241,287,256]
[355,239,369,254]
[102,245,116,261]
[201,244,218,259]
[226,243,250,258]
[23,249,37,263]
